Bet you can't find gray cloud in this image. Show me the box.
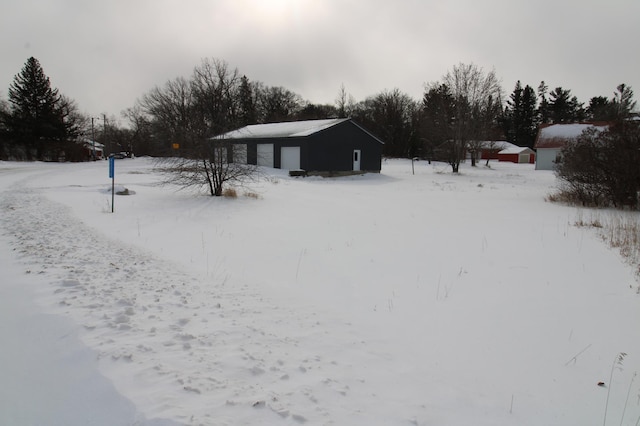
[2,0,638,121]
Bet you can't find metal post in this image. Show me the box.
[108,156,115,213]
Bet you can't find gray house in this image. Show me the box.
[216,118,384,175]
[534,123,609,170]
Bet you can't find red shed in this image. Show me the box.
[478,141,518,160]
[498,146,536,164]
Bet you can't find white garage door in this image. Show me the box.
[257,144,274,168]
[280,146,301,170]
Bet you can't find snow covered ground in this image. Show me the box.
[1,158,639,425]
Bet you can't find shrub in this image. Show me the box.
[555,121,640,209]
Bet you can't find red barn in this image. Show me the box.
[478,141,517,160]
[498,146,535,164]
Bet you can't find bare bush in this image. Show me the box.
[555,121,640,209]
[155,145,258,197]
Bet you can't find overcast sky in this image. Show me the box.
[2,0,639,123]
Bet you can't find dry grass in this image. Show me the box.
[574,210,640,281]
[222,187,238,198]
[222,187,261,200]
[546,189,607,207]
[603,215,640,264]
[243,191,260,199]
[574,210,603,228]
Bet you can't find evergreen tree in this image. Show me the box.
[421,83,457,167]
[520,85,538,147]
[586,96,614,121]
[537,81,550,124]
[503,80,523,141]
[0,95,9,158]
[585,85,636,122]
[504,81,538,148]
[237,75,257,126]
[612,84,636,119]
[548,86,583,123]
[6,57,67,160]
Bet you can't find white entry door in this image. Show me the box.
[281,146,301,170]
[353,149,361,171]
[257,144,274,168]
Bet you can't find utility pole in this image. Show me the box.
[91,117,97,160]
[102,114,109,155]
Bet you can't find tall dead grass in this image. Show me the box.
[574,210,640,283]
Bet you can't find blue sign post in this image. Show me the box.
[108,156,115,213]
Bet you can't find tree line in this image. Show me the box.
[1,56,637,170]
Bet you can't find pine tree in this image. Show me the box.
[586,85,636,122]
[520,85,539,147]
[504,82,538,148]
[612,84,636,119]
[548,87,583,123]
[537,81,550,124]
[0,95,9,160]
[586,96,614,121]
[237,75,256,126]
[504,81,523,142]
[422,83,459,168]
[7,57,66,160]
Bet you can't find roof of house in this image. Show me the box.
[499,146,534,155]
[81,139,105,149]
[218,118,351,139]
[534,123,609,149]
[479,141,518,151]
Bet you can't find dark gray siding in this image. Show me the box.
[226,119,383,173]
[305,121,382,172]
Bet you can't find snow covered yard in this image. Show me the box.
[1,157,639,425]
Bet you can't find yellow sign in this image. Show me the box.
[172,143,180,150]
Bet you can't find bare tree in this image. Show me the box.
[353,88,420,157]
[442,63,503,168]
[122,105,154,155]
[140,76,197,156]
[258,85,304,123]
[191,58,241,135]
[143,58,258,196]
[335,83,356,118]
[156,138,257,197]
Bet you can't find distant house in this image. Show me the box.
[82,139,104,160]
[533,123,608,170]
[216,118,384,175]
[498,146,536,164]
[478,141,518,161]
[471,141,535,164]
